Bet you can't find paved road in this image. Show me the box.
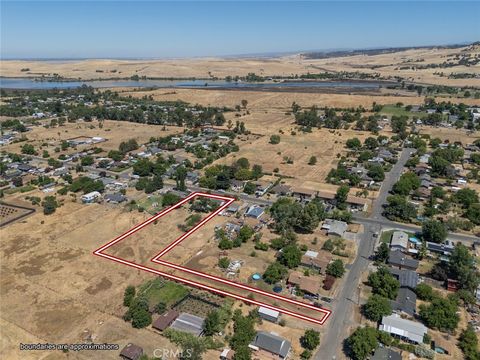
[315,148,415,360]
[353,217,479,243]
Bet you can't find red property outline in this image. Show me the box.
[94,192,331,325]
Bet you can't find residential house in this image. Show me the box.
[346,195,369,212]
[169,313,205,337]
[301,251,332,275]
[258,306,280,323]
[270,184,292,196]
[390,287,417,316]
[255,181,273,197]
[230,179,244,192]
[291,187,316,202]
[390,231,409,251]
[321,219,348,238]
[81,191,101,204]
[425,240,455,256]
[389,268,419,290]
[104,193,127,204]
[288,272,319,296]
[379,314,427,344]
[119,344,143,360]
[388,250,419,271]
[250,331,291,359]
[244,205,264,219]
[152,310,179,331]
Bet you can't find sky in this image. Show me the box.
[1,1,479,59]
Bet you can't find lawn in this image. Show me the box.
[380,229,416,244]
[4,184,36,194]
[137,195,164,215]
[138,278,189,307]
[380,105,427,118]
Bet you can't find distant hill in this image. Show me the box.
[301,43,475,59]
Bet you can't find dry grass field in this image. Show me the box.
[2,44,479,87]
[0,191,178,360]
[1,120,183,156]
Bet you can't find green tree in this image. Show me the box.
[125,296,152,329]
[296,202,322,233]
[375,242,390,263]
[123,285,136,307]
[203,310,221,336]
[383,195,417,221]
[21,143,36,155]
[175,165,187,191]
[154,301,166,314]
[422,220,447,243]
[346,326,378,360]
[415,283,435,301]
[458,325,480,360]
[81,155,94,166]
[346,137,362,149]
[238,225,254,242]
[108,150,124,161]
[419,297,459,332]
[218,257,230,269]
[363,294,392,322]
[335,185,350,209]
[449,243,480,293]
[308,156,317,165]
[368,267,399,299]
[269,135,281,144]
[263,262,287,284]
[300,329,320,350]
[455,188,479,208]
[161,192,180,206]
[279,244,302,268]
[326,259,345,278]
[466,203,480,225]
[42,196,58,215]
[230,311,256,353]
[367,165,385,182]
[243,181,256,195]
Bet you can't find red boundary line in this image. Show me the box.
[94,191,331,325]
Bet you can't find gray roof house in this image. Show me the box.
[426,240,455,256]
[245,205,264,219]
[379,314,427,344]
[389,268,419,289]
[322,219,348,238]
[251,331,291,359]
[104,193,127,204]
[390,231,409,251]
[390,287,417,316]
[371,347,402,360]
[388,250,419,271]
[169,313,205,337]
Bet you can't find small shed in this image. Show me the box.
[119,343,143,360]
[258,306,280,323]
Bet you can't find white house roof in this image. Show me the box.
[379,314,427,343]
[258,307,280,319]
[391,231,409,249]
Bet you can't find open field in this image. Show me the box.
[0,119,183,156]
[0,192,178,359]
[2,44,479,86]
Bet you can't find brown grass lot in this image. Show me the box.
[0,190,179,360]
[1,45,479,86]
[1,119,184,157]
[1,81,479,359]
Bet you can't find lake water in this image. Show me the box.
[0,77,384,90]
